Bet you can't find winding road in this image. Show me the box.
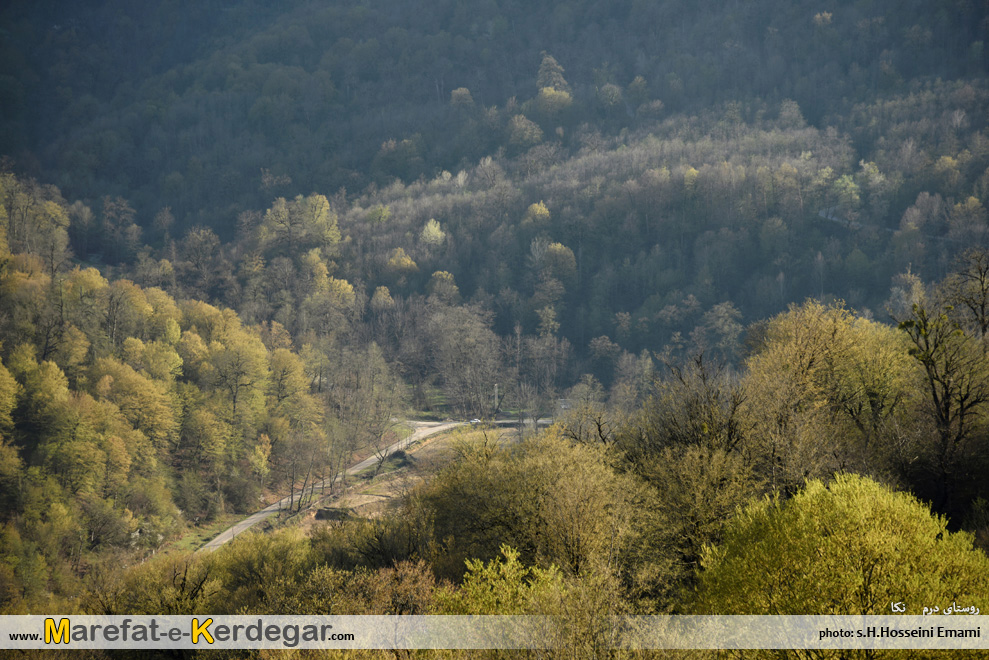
[197,421,463,552]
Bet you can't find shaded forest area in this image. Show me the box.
[0,0,989,656]
[1,0,988,361]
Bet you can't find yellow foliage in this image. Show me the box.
[91,357,179,449]
[64,267,108,304]
[386,247,418,273]
[180,299,231,344]
[683,165,700,196]
[300,248,330,293]
[535,86,572,117]
[144,287,183,345]
[522,201,550,226]
[370,286,394,311]
[695,474,989,616]
[543,242,576,284]
[326,277,356,307]
[419,218,446,246]
[427,271,459,303]
[744,300,917,488]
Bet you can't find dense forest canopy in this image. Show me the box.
[0,0,985,213]
[0,0,988,656]
[1,0,987,358]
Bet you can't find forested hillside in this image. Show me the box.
[1,0,988,361]
[1,0,988,655]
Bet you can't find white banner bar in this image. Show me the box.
[1,615,985,650]
[620,616,987,650]
[1,615,552,650]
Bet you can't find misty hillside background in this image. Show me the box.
[1,0,988,357]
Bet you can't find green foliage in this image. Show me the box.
[369,285,394,312]
[0,437,22,519]
[4,0,981,227]
[417,429,637,580]
[744,300,917,491]
[419,218,446,247]
[522,201,550,227]
[534,86,573,122]
[635,445,761,607]
[894,268,989,517]
[208,326,270,430]
[209,529,317,613]
[366,205,391,226]
[617,355,764,608]
[258,194,340,256]
[88,552,219,615]
[436,545,564,615]
[0,173,70,273]
[542,243,577,286]
[92,357,179,451]
[0,359,21,434]
[693,474,989,616]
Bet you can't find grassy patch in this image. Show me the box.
[380,449,414,471]
[407,385,451,419]
[169,514,240,553]
[390,424,414,441]
[314,507,356,522]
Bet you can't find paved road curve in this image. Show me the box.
[197,421,463,552]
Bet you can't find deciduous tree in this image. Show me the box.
[693,475,989,616]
